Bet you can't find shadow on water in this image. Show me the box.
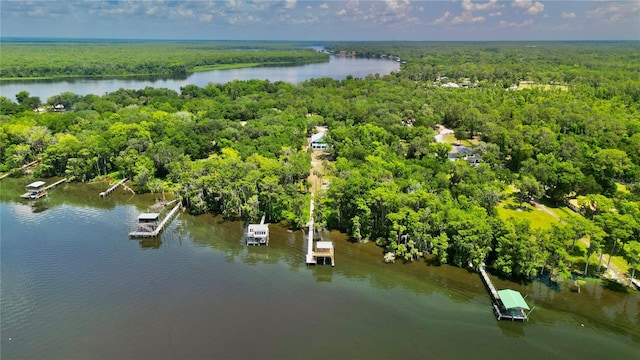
[602,279,631,294]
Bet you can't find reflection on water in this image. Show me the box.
[1,178,638,359]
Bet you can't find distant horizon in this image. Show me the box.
[1,1,638,42]
[2,36,638,43]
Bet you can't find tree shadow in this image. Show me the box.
[504,203,533,212]
[601,279,631,294]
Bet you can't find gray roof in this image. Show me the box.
[26,181,46,189]
[138,213,160,221]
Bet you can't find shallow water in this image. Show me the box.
[1,178,638,359]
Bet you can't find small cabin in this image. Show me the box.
[247,223,269,245]
[21,181,47,199]
[135,213,160,232]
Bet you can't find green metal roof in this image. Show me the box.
[498,289,530,310]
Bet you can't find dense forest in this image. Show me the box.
[1,41,639,284]
[0,41,328,79]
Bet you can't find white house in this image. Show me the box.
[310,132,329,151]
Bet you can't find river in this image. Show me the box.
[1,179,638,359]
[0,56,400,101]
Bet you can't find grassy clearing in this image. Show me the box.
[442,133,473,147]
[518,81,568,91]
[497,197,561,229]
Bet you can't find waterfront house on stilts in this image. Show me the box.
[247,214,269,245]
[21,181,47,199]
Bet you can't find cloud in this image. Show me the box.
[319,3,329,10]
[284,0,297,9]
[461,0,500,12]
[561,12,576,20]
[451,11,485,25]
[432,11,451,25]
[512,0,544,16]
[489,12,501,17]
[526,2,544,15]
[499,19,534,28]
[587,2,640,24]
[336,8,347,17]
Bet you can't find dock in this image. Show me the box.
[20,178,67,199]
[479,266,531,321]
[129,202,181,238]
[305,196,334,266]
[44,178,67,191]
[100,178,128,197]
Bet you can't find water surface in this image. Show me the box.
[0,56,400,101]
[1,179,638,359]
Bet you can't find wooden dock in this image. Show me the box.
[478,266,530,321]
[305,195,334,266]
[20,178,67,199]
[479,266,500,302]
[44,178,67,191]
[129,202,181,238]
[100,178,127,197]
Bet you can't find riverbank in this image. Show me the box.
[1,178,638,359]
[0,41,330,81]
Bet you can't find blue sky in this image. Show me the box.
[1,1,638,41]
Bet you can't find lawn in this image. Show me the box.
[518,81,568,91]
[497,197,561,230]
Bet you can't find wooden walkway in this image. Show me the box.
[0,160,40,180]
[478,266,528,321]
[129,202,181,238]
[100,178,127,197]
[479,266,500,302]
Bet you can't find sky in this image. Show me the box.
[1,1,638,41]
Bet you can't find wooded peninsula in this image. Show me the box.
[1,41,639,289]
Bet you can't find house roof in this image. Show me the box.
[248,224,269,232]
[498,289,530,310]
[138,213,160,221]
[316,241,334,249]
[310,132,326,143]
[26,181,46,188]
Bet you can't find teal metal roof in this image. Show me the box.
[498,289,530,310]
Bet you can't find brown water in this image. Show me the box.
[1,178,638,359]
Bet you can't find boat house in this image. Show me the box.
[247,224,269,245]
[496,289,531,321]
[21,181,47,199]
[134,213,160,233]
[312,241,335,266]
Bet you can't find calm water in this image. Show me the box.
[0,56,400,101]
[1,178,638,359]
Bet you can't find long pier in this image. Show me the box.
[100,178,127,197]
[44,178,67,191]
[129,202,181,238]
[478,266,529,321]
[305,196,316,265]
[479,266,500,302]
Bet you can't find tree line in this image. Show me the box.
[0,41,328,79]
[1,41,638,284]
